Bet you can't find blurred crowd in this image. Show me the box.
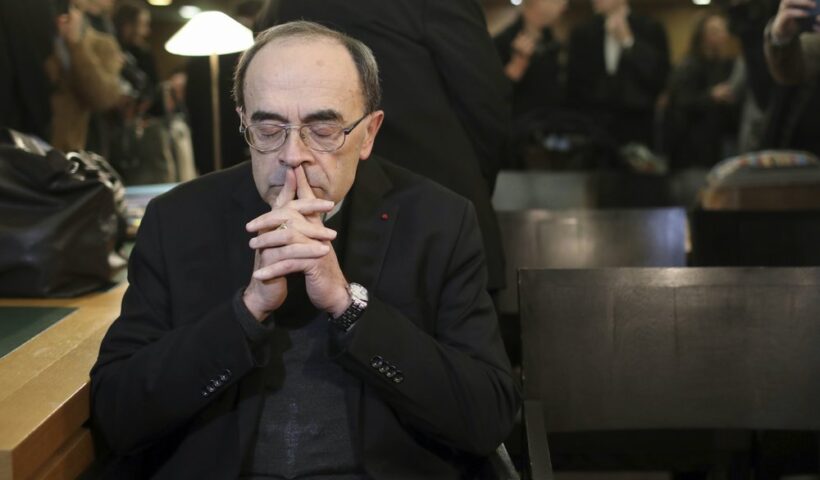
[1,0,819,184]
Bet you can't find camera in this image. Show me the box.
[801,2,820,31]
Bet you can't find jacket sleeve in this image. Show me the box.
[89,202,272,455]
[764,24,820,85]
[423,0,511,190]
[330,200,519,456]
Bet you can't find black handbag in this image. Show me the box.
[0,128,125,297]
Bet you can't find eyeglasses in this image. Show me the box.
[240,113,370,153]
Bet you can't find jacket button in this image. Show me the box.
[213,379,223,388]
[370,356,383,368]
[218,374,229,382]
[378,365,389,374]
[206,384,216,393]
[202,390,210,397]
[392,373,404,384]
[222,369,232,377]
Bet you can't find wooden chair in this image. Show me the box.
[519,267,820,478]
[689,208,820,267]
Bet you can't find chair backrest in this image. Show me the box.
[519,267,820,433]
[689,208,820,267]
[497,209,687,315]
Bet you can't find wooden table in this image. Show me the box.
[0,284,126,480]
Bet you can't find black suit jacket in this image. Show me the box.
[90,158,518,479]
[270,0,510,291]
[567,13,670,146]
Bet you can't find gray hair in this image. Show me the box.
[232,20,381,114]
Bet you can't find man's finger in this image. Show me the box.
[295,165,317,201]
[249,224,337,248]
[246,199,335,232]
[273,168,297,209]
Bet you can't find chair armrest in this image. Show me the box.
[523,400,554,480]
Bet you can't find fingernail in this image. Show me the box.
[249,238,256,248]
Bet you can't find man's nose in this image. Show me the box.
[277,128,312,167]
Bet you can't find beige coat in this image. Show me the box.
[44,26,123,152]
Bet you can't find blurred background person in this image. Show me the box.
[264,0,511,295]
[0,0,54,141]
[664,12,741,169]
[112,0,158,118]
[494,0,568,122]
[44,0,123,152]
[494,0,568,170]
[567,0,670,154]
[186,0,263,175]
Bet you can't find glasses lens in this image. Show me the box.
[248,124,286,151]
[304,123,344,152]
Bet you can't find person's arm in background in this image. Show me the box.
[765,0,820,84]
[424,0,511,192]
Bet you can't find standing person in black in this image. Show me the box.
[494,0,568,121]
[567,0,670,150]
[665,12,741,169]
[266,0,510,293]
[0,0,54,140]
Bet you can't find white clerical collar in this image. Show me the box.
[322,198,344,223]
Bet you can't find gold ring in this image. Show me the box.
[276,222,288,231]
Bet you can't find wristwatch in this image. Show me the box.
[329,283,368,331]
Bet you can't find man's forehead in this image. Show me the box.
[244,37,364,114]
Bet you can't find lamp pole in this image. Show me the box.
[164,11,252,174]
[209,53,222,171]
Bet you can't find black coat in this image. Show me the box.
[567,13,670,147]
[270,0,510,290]
[90,158,518,479]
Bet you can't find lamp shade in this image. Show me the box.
[165,11,253,56]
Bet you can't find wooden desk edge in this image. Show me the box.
[0,284,126,480]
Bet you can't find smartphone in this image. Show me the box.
[801,3,820,32]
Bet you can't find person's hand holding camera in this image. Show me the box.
[772,0,820,44]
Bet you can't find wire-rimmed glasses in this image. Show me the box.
[240,113,369,153]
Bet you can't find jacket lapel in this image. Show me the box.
[342,158,397,290]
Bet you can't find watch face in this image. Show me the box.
[349,283,368,302]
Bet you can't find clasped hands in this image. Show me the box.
[242,166,351,322]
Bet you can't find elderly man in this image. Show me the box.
[90,21,518,479]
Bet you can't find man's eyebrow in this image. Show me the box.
[302,110,344,123]
[248,109,345,124]
[249,111,288,123]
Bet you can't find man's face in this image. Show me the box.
[240,38,382,207]
[591,0,625,15]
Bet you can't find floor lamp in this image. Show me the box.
[165,11,253,171]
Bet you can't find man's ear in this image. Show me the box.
[236,107,244,126]
[358,110,384,161]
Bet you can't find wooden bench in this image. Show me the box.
[519,267,820,476]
